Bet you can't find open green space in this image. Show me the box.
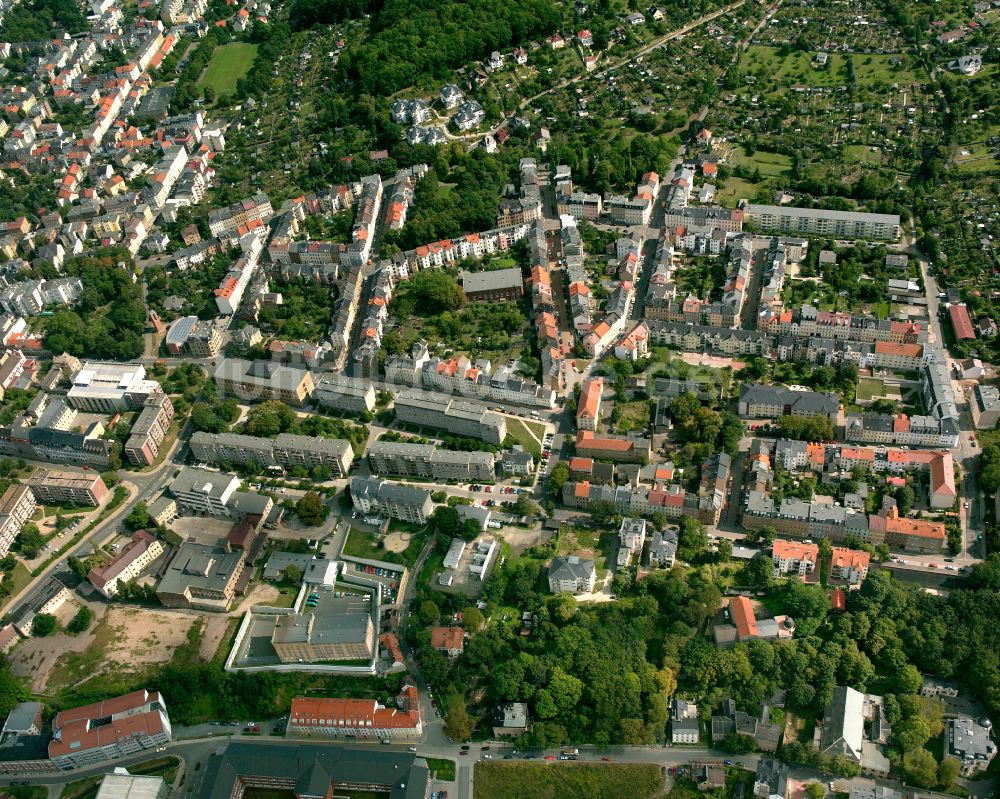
[504,417,544,458]
[343,527,426,568]
[856,377,886,403]
[473,762,663,799]
[740,46,920,90]
[716,176,763,208]
[426,757,457,781]
[0,561,32,610]
[738,148,793,178]
[843,145,885,166]
[197,43,259,97]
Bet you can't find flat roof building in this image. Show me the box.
[214,359,315,406]
[26,468,111,508]
[746,204,901,241]
[67,362,160,412]
[196,742,430,799]
[155,540,248,611]
[95,770,168,799]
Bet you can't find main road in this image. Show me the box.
[2,424,190,614]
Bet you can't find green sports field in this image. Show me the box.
[197,43,258,97]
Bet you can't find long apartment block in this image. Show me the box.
[368,440,495,482]
[189,431,354,477]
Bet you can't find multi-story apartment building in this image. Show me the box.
[156,539,249,611]
[189,432,354,477]
[350,477,433,524]
[48,689,171,769]
[829,547,870,587]
[169,467,240,517]
[287,685,421,740]
[393,390,507,445]
[272,434,355,475]
[771,539,818,578]
[207,192,273,238]
[420,357,555,409]
[214,358,315,406]
[844,413,960,449]
[164,316,222,357]
[26,469,109,506]
[577,378,602,431]
[575,431,651,464]
[0,484,36,558]
[368,440,495,482]
[66,362,160,412]
[738,384,840,420]
[123,393,174,466]
[547,555,596,594]
[745,204,901,241]
[88,530,164,597]
[617,517,647,568]
[313,374,376,415]
[972,384,1000,430]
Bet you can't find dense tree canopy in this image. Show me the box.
[335,0,560,95]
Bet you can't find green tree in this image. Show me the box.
[124,502,150,531]
[548,592,577,623]
[894,485,915,515]
[547,461,570,496]
[418,599,440,625]
[32,613,57,636]
[67,606,92,634]
[280,565,303,585]
[936,757,960,789]
[461,606,484,631]
[902,749,938,788]
[677,516,708,562]
[444,693,473,741]
[805,784,825,799]
[295,491,328,526]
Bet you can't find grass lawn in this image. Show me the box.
[850,54,919,85]
[474,763,663,799]
[425,757,457,781]
[343,527,426,568]
[844,145,885,166]
[741,46,847,89]
[0,561,32,612]
[615,400,652,433]
[197,43,259,97]
[739,148,793,178]
[856,377,886,403]
[716,176,762,207]
[504,417,544,458]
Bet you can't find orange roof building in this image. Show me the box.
[729,596,760,639]
[577,377,603,431]
[49,689,171,768]
[829,547,870,587]
[949,303,976,341]
[772,539,819,577]
[288,684,421,739]
[430,626,464,656]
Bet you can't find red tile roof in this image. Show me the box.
[730,596,759,639]
[949,303,976,340]
[431,626,464,652]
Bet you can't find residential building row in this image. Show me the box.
[393,389,507,445]
[561,452,731,526]
[367,439,496,483]
[189,431,354,477]
[350,477,434,524]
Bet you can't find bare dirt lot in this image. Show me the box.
[11,604,233,693]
